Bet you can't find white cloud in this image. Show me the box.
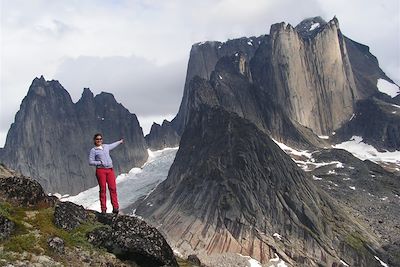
[1,0,399,147]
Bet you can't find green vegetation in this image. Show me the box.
[3,233,40,254]
[0,202,29,235]
[0,201,106,260]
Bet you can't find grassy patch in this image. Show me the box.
[28,207,106,252]
[1,202,107,259]
[0,202,29,235]
[3,233,38,253]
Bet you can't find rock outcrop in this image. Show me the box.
[172,36,267,135]
[185,52,325,148]
[334,98,400,150]
[257,17,357,135]
[54,201,88,231]
[0,171,50,207]
[88,214,179,267]
[0,76,148,194]
[135,104,386,266]
[0,164,179,267]
[145,120,180,150]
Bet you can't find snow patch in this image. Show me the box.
[272,139,313,158]
[377,78,399,98]
[173,249,183,258]
[334,136,400,164]
[219,75,223,80]
[374,256,389,267]
[340,259,349,266]
[380,197,388,201]
[48,193,69,199]
[273,233,282,240]
[268,253,288,267]
[309,22,320,31]
[391,104,400,109]
[318,135,329,139]
[336,162,344,168]
[313,175,322,180]
[349,113,355,121]
[349,186,356,190]
[247,40,253,46]
[238,254,262,267]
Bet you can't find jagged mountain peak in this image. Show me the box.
[82,87,94,98]
[28,76,67,98]
[295,16,339,38]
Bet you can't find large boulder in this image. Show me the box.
[54,201,88,231]
[88,214,178,267]
[0,174,49,207]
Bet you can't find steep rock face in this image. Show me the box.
[135,106,384,266]
[253,18,357,135]
[169,17,394,148]
[186,53,325,148]
[344,37,394,99]
[0,76,148,194]
[145,120,180,150]
[334,98,400,150]
[172,36,266,135]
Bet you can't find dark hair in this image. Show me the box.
[93,133,103,145]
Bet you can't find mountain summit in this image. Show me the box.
[0,77,148,194]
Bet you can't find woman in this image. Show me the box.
[89,133,123,214]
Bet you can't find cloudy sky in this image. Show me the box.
[1,0,399,147]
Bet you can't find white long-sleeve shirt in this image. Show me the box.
[88,140,122,168]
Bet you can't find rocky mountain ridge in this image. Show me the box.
[135,104,388,266]
[146,16,399,151]
[0,76,148,195]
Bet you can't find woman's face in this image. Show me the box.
[95,135,103,146]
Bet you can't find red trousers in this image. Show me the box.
[96,168,119,212]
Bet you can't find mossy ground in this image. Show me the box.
[0,201,191,266]
[0,201,107,264]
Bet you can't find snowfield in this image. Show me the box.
[60,147,178,212]
[377,78,399,98]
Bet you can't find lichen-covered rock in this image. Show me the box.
[54,201,88,231]
[88,214,178,267]
[0,214,15,240]
[0,175,48,206]
[187,254,202,266]
[47,236,65,254]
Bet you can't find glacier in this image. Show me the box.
[61,147,178,213]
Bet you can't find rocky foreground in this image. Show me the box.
[0,164,201,267]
